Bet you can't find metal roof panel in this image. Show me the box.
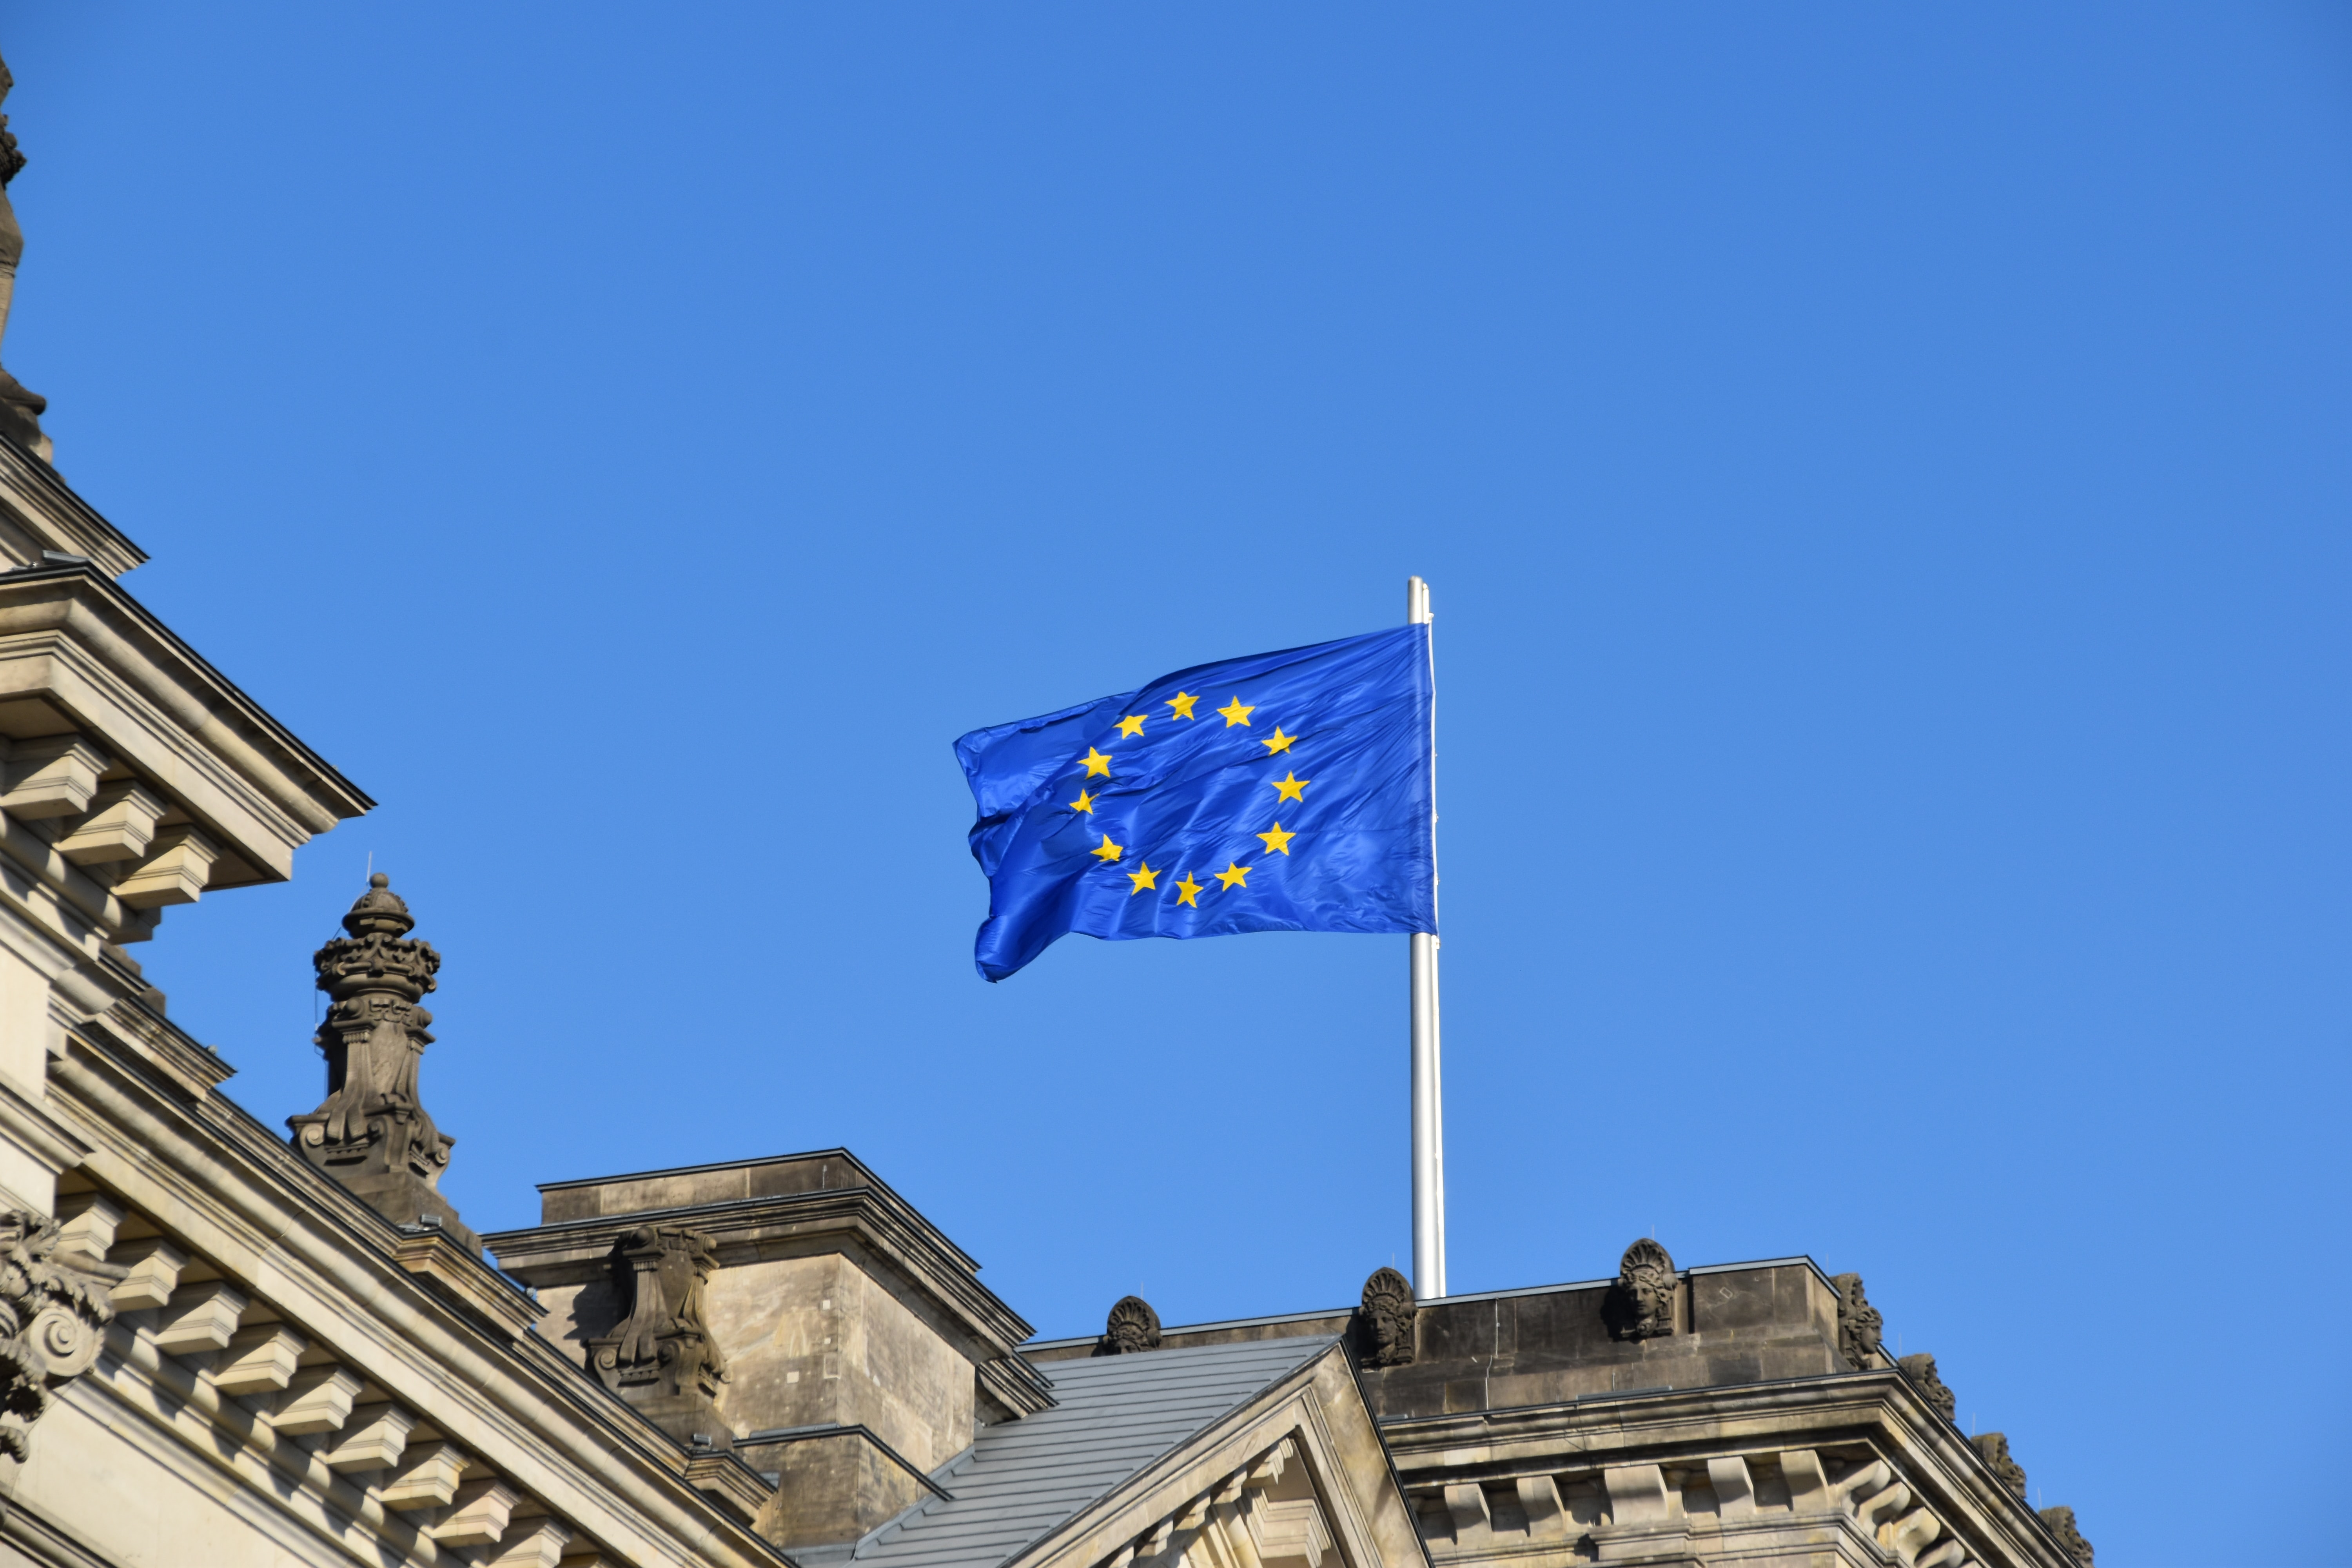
[850,1336,1337,1568]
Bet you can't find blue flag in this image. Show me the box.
[955,626,1436,981]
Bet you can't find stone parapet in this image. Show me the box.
[488,1151,1045,1472]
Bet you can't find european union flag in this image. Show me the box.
[955,626,1436,981]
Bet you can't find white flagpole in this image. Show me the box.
[1407,576,1446,1300]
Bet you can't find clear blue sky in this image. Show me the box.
[9,8,2348,1561]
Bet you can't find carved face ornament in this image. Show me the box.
[1358,1266,1417,1367]
[1609,1238,1678,1341]
[1100,1295,1161,1354]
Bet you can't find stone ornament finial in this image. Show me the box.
[0,1210,120,1467]
[2038,1504,2095,1566]
[1096,1295,1161,1356]
[288,875,473,1245]
[1604,1238,1678,1341]
[1829,1271,1884,1367]
[0,53,51,464]
[1896,1351,1958,1424]
[1355,1266,1417,1367]
[1971,1431,2028,1500]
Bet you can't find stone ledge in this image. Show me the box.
[0,436,146,579]
[391,1226,542,1338]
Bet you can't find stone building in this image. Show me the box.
[0,54,2093,1568]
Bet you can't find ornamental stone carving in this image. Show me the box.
[1356,1267,1417,1367]
[2038,1504,2094,1565]
[1096,1296,1161,1355]
[586,1224,731,1446]
[0,1210,118,1466]
[1830,1272,1884,1367]
[288,876,475,1247]
[1972,1431,2027,1499]
[0,54,51,463]
[1898,1351,1958,1423]
[1604,1239,1677,1341]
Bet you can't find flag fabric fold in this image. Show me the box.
[954,625,1435,981]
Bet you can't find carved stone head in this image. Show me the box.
[1356,1267,1417,1367]
[1829,1272,1884,1367]
[1096,1295,1161,1355]
[1605,1238,1677,1341]
[1897,1352,1957,1424]
[1972,1432,2028,1500]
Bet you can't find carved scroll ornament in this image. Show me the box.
[1971,1431,2028,1500]
[590,1225,728,1400]
[1897,1351,1958,1423]
[2038,1504,2094,1566]
[1605,1238,1677,1341]
[1356,1266,1416,1367]
[0,1210,118,1463]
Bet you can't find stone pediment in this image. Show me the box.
[851,1338,1419,1568]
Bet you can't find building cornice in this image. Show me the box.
[45,1018,795,1568]
[486,1183,1035,1363]
[1379,1369,2075,1568]
[0,564,369,863]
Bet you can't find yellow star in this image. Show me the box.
[1174,873,1203,907]
[1257,822,1296,856]
[1127,861,1159,895]
[1082,747,1113,777]
[1261,726,1296,755]
[1215,861,1250,889]
[1217,696,1254,727]
[1270,771,1308,802]
[1167,691,1199,720]
[1091,834,1123,863]
[1069,788,1096,814]
[1116,713,1146,738]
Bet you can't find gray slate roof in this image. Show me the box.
[846,1335,1339,1568]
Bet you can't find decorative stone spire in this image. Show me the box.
[0,54,52,464]
[288,875,475,1249]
